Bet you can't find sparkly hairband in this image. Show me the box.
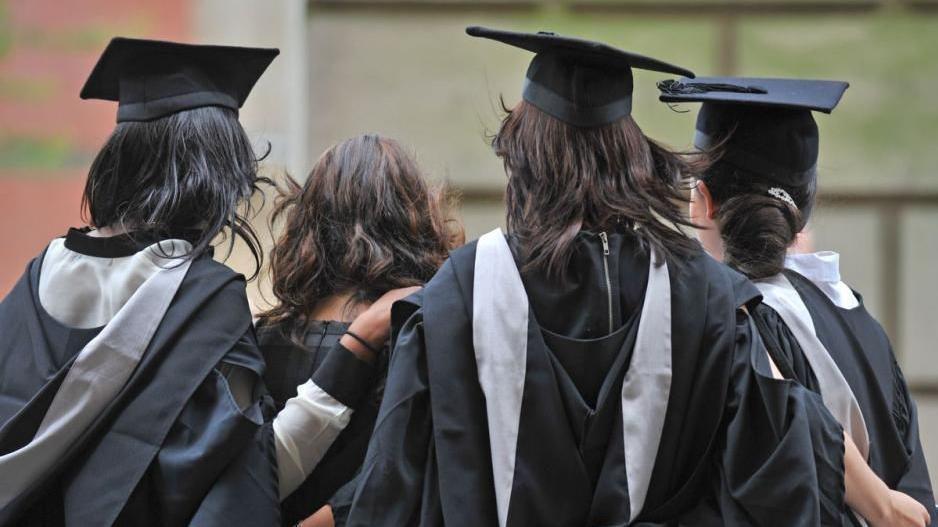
[768,187,797,209]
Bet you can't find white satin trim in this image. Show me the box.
[39,237,193,329]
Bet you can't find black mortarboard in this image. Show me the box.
[658,76,849,187]
[467,26,695,128]
[81,37,279,122]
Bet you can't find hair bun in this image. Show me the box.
[718,193,803,279]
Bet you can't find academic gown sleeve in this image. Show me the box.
[702,309,847,526]
[755,303,936,523]
[344,301,441,527]
[751,303,821,391]
[117,331,280,527]
[892,359,937,523]
[326,471,359,527]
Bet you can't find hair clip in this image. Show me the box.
[767,187,797,209]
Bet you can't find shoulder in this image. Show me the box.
[254,318,290,347]
[167,255,253,328]
[672,247,761,309]
[423,239,478,300]
[390,239,480,338]
[186,254,244,283]
[444,239,479,275]
[750,302,799,359]
[184,255,249,299]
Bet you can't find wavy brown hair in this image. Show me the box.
[493,100,706,276]
[259,134,462,337]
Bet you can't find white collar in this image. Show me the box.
[783,251,859,310]
[784,251,842,284]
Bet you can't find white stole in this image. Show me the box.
[0,256,191,509]
[471,228,672,526]
[754,274,870,459]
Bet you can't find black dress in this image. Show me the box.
[754,269,935,525]
[344,230,847,526]
[256,319,385,527]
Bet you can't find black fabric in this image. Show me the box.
[541,323,628,408]
[329,475,360,527]
[513,229,648,339]
[256,320,385,527]
[658,76,848,188]
[467,26,693,127]
[696,103,821,187]
[756,270,936,524]
[257,320,348,406]
[692,314,847,526]
[312,343,378,408]
[752,302,820,387]
[0,243,279,526]
[659,77,848,113]
[523,228,641,408]
[346,231,845,526]
[63,227,152,258]
[62,227,206,258]
[521,74,633,128]
[80,37,278,122]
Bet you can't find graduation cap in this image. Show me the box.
[467,26,695,128]
[658,76,849,187]
[81,37,280,122]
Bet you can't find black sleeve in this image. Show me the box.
[327,472,359,527]
[750,303,822,393]
[312,342,378,409]
[710,310,846,526]
[345,310,434,527]
[892,358,937,524]
[134,332,280,527]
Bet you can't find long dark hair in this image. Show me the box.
[704,160,816,279]
[259,134,463,338]
[492,100,705,276]
[81,106,268,277]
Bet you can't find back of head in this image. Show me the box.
[700,102,820,278]
[493,100,704,276]
[704,161,814,279]
[262,134,462,332]
[658,76,848,279]
[699,104,817,279]
[468,27,702,276]
[82,105,266,273]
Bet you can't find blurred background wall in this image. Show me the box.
[1,0,937,488]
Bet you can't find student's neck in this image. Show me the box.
[309,293,369,323]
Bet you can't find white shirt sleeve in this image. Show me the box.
[273,379,354,500]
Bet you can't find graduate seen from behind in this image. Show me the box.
[660,76,934,526]
[254,133,463,527]
[0,39,403,527]
[346,27,848,526]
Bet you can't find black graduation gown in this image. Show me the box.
[346,230,846,526]
[754,269,935,525]
[256,320,384,526]
[0,238,279,526]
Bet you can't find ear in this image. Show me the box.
[695,180,718,220]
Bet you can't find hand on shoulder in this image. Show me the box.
[341,286,422,363]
